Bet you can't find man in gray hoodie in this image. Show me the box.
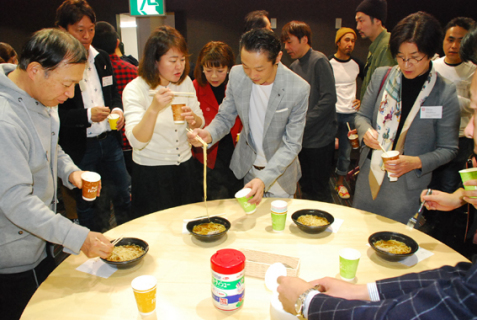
[0,28,113,320]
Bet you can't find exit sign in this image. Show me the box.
[129,0,165,16]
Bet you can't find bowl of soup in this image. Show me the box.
[101,237,149,269]
[186,216,231,242]
[291,209,334,234]
[368,231,419,262]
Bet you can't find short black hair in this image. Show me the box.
[445,17,476,33]
[0,42,17,63]
[18,28,87,72]
[389,11,442,58]
[460,25,477,64]
[243,10,270,33]
[240,28,281,62]
[281,21,312,46]
[55,0,96,29]
[92,21,118,54]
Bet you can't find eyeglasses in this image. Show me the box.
[396,55,427,65]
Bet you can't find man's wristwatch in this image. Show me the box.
[295,286,320,317]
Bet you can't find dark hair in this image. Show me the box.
[18,28,87,72]
[389,11,442,58]
[445,17,476,33]
[280,21,312,46]
[55,0,96,29]
[460,25,477,64]
[92,21,118,54]
[240,28,281,62]
[0,42,17,63]
[243,10,270,33]
[194,41,235,87]
[138,26,189,88]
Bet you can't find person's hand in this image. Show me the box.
[384,155,422,178]
[150,87,174,113]
[244,178,265,205]
[181,105,198,128]
[187,128,212,147]
[352,99,361,111]
[421,189,465,211]
[80,232,114,258]
[363,128,380,150]
[347,129,357,138]
[111,109,125,130]
[277,276,315,315]
[309,277,369,301]
[91,106,110,122]
[69,171,101,197]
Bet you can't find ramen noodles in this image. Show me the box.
[297,214,329,226]
[193,222,226,235]
[374,239,411,254]
[106,244,145,262]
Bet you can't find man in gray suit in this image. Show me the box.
[188,28,310,204]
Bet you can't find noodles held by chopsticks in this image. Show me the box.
[297,214,329,226]
[374,239,411,254]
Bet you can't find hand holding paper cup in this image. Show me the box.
[459,168,477,198]
[381,150,400,181]
[171,103,185,124]
[235,188,256,214]
[81,172,101,201]
[107,114,120,130]
[131,275,157,316]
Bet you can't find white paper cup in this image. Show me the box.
[381,150,400,182]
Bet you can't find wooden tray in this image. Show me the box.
[240,248,300,279]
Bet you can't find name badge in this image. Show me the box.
[420,106,442,119]
[102,75,113,87]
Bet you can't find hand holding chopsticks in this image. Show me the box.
[186,128,208,147]
[366,128,389,156]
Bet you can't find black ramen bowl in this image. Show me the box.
[368,231,419,262]
[101,237,149,269]
[186,216,231,242]
[291,209,334,234]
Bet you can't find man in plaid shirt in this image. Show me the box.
[93,21,137,174]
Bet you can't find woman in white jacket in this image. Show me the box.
[123,26,204,217]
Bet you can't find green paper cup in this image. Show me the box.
[235,188,256,214]
[459,168,477,196]
[339,248,361,281]
[271,211,287,232]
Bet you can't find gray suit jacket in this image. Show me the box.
[207,62,310,194]
[355,66,460,191]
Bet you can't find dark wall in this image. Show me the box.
[1,0,477,67]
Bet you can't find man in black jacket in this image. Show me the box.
[55,0,131,232]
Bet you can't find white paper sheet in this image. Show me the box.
[76,258,118,278]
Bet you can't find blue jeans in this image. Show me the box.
[335,113,356,176]
[75,133,131,232]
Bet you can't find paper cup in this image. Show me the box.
[131,275,157,316]
[107,114,120,130]
[348,134,359,149]
[235,188,256,214]
[81,172,101,201]
[339,248,361,281]
[459,168,477,196]
[271,200,287,232]
[381,150,400,182]
[171,104,185,124]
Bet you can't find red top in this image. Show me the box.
[192,80,242,169]
[211,249,246,274]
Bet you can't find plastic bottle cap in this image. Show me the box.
[211,249,246,274]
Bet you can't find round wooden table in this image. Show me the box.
[21,199,469,320]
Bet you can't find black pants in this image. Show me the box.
[0,255,56,320]
[132,157,201,218]
[298,142,335,203]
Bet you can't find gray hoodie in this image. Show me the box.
[0,64,89,274]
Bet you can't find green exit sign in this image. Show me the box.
[129,0,165,16]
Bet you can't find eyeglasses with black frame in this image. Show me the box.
[395,54,427,65]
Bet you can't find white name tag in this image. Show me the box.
[420,106,442,119]
[102,75,113,87]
